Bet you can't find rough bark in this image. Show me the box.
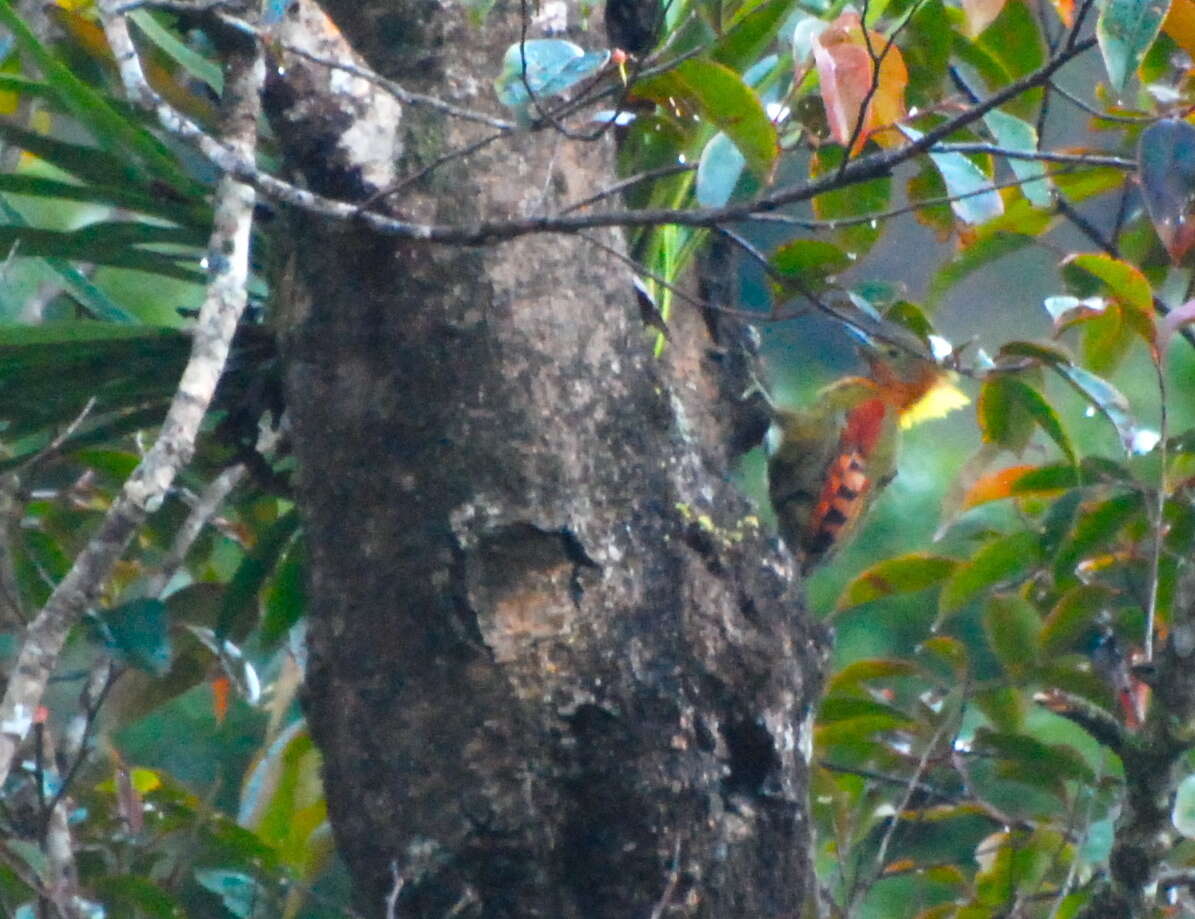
[267,1,827,915]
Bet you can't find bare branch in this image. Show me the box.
[559,162,697,215]
[930,142,1133,169]
[752,165,1081,229]
[1049,81,1156,123]
[142,462,247,597]
[92,7,1099,245]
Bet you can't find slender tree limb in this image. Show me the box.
[752,165,1081,229]
[0,11,263,788]
[559,162,697,214]
[93,9,1099,244]
[930,143,1133,169]
[142,462,247,597]
[1049,81,1155,123]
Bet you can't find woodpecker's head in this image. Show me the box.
[845,320,968,424]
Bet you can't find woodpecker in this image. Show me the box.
[767,321,963,570]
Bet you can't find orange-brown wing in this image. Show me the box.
[802,398,889,562]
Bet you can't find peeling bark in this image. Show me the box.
[267,2,826,915]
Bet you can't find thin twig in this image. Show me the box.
[142,463,247,597]
[1145,357,1167,662]
[559,163,696,215]
[1048,81,1155,124]
[649,837,683,919]
[870,710,957,885]
[751,166,1081,229]
[44,661,120,829]
[384,862,403,919]
[929,143,1133,169]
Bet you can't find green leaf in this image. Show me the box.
[261,537,307,647]
[129,9,223,95]
[828,657,920,691]
[902,0,952,107]
[0,123,189,213]
[837,553,960,609]
[918,635,970,678]
[975,828,1061,904]
[0,322,188,440]
[1065,253,1153,315]
[981,376,1075,463]
[238,721,330,878]
[1040,585,1114,656]
[974,729,1094,783]
[929,232,1033,304]
[1173,774,1195,837]
[810,147,892,256]
[1064,253,1156,366]
[816,703,915,746]
[193,870,261,919]
[769,238,851,285]
[713,0,798,71]
[0,223,205,282]
[978,375,1036,453]
[695,131,747,206]
[95,598,172,676]
[216,507,302,642]
[904,126,1003,225]
[998,339,1072,364]
[1041,488,1083,559]
[953,30,1012,99]
[939,531,1043,618]
[94,874,186,919]
[1053,363,1139,453]
[633,58,778,179]
[1085,303,1140,375]
[1097,0,1172,93]
[1053,491,1143,585]
[0,194,137,322]
[818,696,913,725]
[977,0,1045,115]
[983,593,1041,680]
[1001,340,1140,450]
[983,108,1052,206]
[974,685,1026,732]
[4,839,49,884]
[0,165,207,227]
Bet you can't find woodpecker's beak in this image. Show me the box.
[842,317,935,366]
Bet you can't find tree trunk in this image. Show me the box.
[267,2,827,915]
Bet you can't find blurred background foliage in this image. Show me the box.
[0,0,1193,915]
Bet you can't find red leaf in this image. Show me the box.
[813,13,908,154]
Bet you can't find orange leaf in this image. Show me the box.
[813,13,908,155]
[1165,0,1195,58]
[211,672,232,724]
[1048,0,1076,26]
[962,464,1040,508]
